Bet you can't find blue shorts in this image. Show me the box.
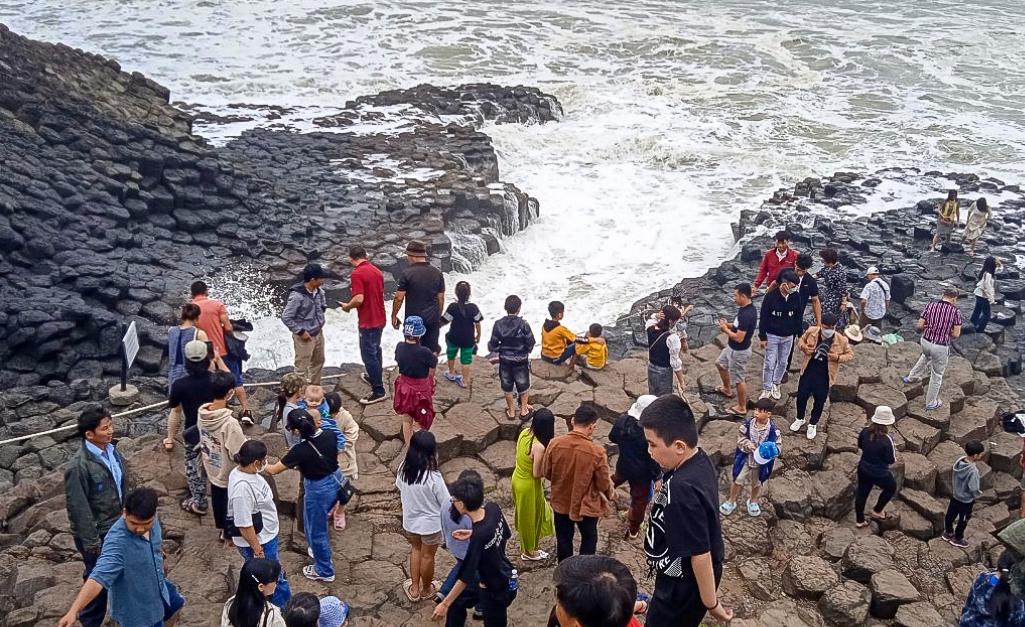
[224,353,244,387]
[159,580,185,625]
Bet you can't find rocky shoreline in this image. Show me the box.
[0,24,558,388]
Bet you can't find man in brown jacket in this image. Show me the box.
[789,312,853,440]
[542,404,614,562]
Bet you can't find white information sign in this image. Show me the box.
[122,321,140,369]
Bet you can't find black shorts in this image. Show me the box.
[498,361,530,394]
[646,563,723,627]
[422,321,441,355]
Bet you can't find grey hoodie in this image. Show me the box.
[952,456,983,503]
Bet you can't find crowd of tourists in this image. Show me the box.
[54,193,1025,627]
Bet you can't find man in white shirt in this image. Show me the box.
[859,267,890,329]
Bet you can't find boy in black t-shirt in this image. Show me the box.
[639,395,733,627]
[441,280,483,389]
[433,473,516,627]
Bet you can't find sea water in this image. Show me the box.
[6,0,1025,369]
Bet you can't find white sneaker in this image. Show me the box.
[758,390,772,400]
[771,384,781,400]
[806,424,818,440]
[790,418,806,432]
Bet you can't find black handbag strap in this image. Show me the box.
[229,477,261,517]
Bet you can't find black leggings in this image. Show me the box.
[855,468,896,524]
[553,512,598,562]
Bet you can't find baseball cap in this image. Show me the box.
[184,340,208,362]
[866,266,879,276]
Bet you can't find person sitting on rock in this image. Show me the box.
[855,406,898,528]
[282,263,328,386]
[720,398,778,518]
[393,315,439,446]
[715,283,758,415]
[790,312,853,440]
[546,555,647,627]
[758,269,803,401]
[441,280,483,388]
[962,196,992,256]
[488,295,536,419]
[64,405,128,627]
[646,305,685,397]
[58,487,186,627]
[960,546,1025,625]
[944,440,985,549]
[574,323,608,370]
[901,286,963,411]
[753,230,798,295]
[931,189,961,252]
[541,300,581,365]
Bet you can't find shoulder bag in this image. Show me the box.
[224,479,264,538]
[307,439,356,506]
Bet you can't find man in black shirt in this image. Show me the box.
[715,283,757,415]
[433,473,516,627]
[639,395,733,627]
[167,340,218,515]
[392,239,446,355]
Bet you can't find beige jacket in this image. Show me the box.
[198,404,247,488]
[798,326,854,385]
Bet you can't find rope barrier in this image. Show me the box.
[0,372,351,446]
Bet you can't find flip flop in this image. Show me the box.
[520,404,534,418]
[179,498,207,516]
[403,579,420,602]
[505,408,517,420]
[855,521,870,529]
[162,438,174,451]
[715,386,734,398]
[726,405,747,415]
[869,511,890,521]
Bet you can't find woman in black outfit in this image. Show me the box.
[855,406,898,528]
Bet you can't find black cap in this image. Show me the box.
[302,263,324,282]
[820,312,837,327]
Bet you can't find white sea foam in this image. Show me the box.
[6,0,1025,369]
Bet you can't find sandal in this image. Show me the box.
[519,404,534,418]
[726,405,747,415]
[855,521,870,529]
[520,549,550,561]
[869,511,890,521]
[403,579,420,602]
[715,386,734,398]
[162,437,175,451]
[505,408,517,420]
[179,498,207,516]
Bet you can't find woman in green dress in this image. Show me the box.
[511,408,555,561]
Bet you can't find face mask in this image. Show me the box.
[821,329,835,338]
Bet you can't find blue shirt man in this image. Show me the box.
[58,488,185,627]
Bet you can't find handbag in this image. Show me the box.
[224,480,264,538]
[307,439,355,505]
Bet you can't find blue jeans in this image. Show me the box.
[441,559,483,613]
[762,334,794,391]
[156,580,186,626]
[359,326,386,396]
[541,344,577,365]
[237,536,292,607]
[305,472,340,577]
[970,296,991,333]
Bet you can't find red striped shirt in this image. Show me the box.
[921,300,963,346]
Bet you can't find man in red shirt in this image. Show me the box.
[753,231,798,294]
[190,281,253,423]
[340,246,388,405]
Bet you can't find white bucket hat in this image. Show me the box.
[628,395,657,419]
[871,406,896,426]
[845,324,864,342]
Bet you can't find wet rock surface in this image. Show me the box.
[0,24,556,387]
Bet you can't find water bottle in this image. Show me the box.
[508,568,518,593]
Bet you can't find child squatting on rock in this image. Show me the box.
[720,398,780,518]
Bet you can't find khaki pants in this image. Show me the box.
[293,332,325,384]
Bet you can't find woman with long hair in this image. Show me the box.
[221,558,286,627]
[393,316,438,446]
[932,189,961,252]
[963,196,992,255]
[960,548,1025,625]
[854,406,898,528]
[817,248,848,331]
[395,430,449,603]
[645,305,684,396]
[972,256,1000,333]
[227,440,290,607]
[265,408,341,583]
[511,408,556,560]
[270,372,306,444]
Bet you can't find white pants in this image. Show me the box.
[908,339,948,406]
